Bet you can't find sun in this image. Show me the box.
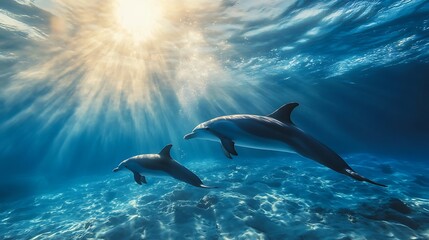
[114,0,163,42]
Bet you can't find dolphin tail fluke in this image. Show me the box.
[199,184,219,189]
[345,169,387,187]
[167,161,217,188]
[363,178,387,187]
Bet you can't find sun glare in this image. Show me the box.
[11,0,238,136]
[115,0,163,42]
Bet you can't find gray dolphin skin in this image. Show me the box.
[113,144,215,188]
[184,103,386,187]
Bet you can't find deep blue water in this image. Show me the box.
[1,0,428,239]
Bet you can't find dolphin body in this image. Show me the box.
[184,103,386,187]
[113,144,215,188]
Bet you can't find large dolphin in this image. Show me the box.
[184,103,386,187]
[113,144,215,188]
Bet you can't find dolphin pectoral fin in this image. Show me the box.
[220,143,232,159]
[220,138,238,157]
[132,171,147,185]
[141,175,147,184]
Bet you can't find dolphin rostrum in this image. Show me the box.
[184,103,386,187]
[113,144,216,188]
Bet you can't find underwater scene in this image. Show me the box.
[1,0,429,239]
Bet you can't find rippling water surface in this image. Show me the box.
[1,0,428,239]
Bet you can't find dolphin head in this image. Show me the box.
[184,122,215,140]
[113,160,128,172]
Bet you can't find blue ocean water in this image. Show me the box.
[1,0,428,239]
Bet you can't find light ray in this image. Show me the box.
[2,0,272,172]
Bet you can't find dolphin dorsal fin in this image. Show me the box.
[267,102,299,125]
[159,144,173,159]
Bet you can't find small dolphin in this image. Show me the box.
[113,144,215,188]
[184,103,386,187]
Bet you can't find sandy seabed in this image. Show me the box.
[1,154,428,240]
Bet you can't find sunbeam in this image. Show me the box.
[115,0,163,42]
[2,0,274,172]
[10,0,237,125]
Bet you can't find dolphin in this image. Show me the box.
[113,144,216,188]
[184,103,386,187]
